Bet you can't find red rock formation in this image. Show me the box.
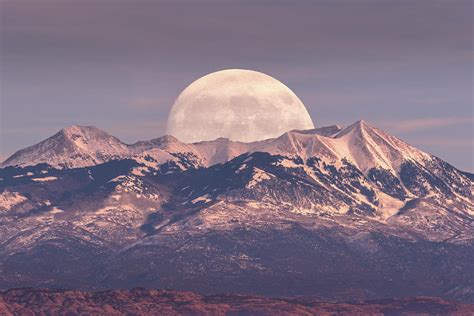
[0,288,473,315]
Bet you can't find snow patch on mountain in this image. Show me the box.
[49,207,64,214]
[31,176,58,182]
[374,192,405,219]
[0,191,28,210]
[191,195,212,204]
[247,168,274,188]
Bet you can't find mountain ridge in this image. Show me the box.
[0,120,445,173]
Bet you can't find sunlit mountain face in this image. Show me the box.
[1,121,473,305]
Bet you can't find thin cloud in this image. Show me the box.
[411,137,473,148]
[383,117,473,133]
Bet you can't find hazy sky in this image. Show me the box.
[1,0,473,171]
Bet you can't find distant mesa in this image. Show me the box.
[1,288,473,315]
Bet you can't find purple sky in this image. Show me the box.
[1,0,473,171]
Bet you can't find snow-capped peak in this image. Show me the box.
[333,120,430,173]
[1,125,129,169]
[60,125,126,150]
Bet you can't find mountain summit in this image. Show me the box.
[1,126,129,169]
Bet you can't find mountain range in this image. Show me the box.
[0,120,473,303]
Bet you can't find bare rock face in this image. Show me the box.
[0,288,473,315]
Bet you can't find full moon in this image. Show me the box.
[166,69,315,143]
